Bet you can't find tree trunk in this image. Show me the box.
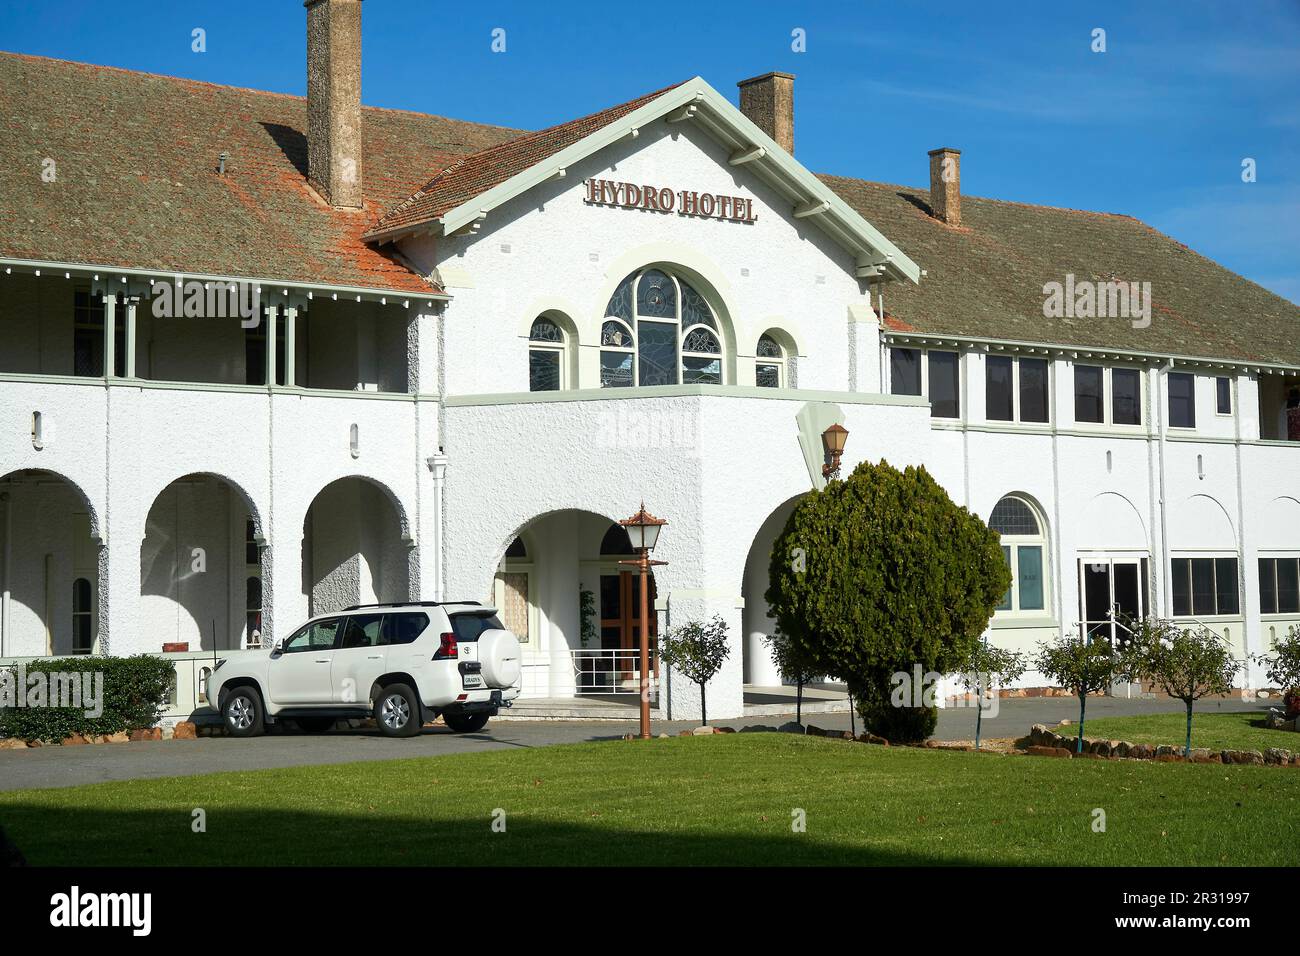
[1184,701,1194,758]
[701,682,707,727]
[975,690,984,750]
[1077,693,1087,753]
[796,678,803,726]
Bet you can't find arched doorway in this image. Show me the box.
[302,476,410,616]
[0,469,102,657]
[741,494,804,685]
[140,473,264,652]
[488,510,657,698]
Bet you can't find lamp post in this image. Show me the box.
[619,503,667,740]
[822,423,849,479]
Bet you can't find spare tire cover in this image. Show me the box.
[477,629,521,688]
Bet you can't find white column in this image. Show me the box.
[102,292,117,378]
[123,297,138,379]
[283,304,297,387]
[264,303,279,387]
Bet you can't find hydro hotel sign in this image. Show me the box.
[583,178,757,223]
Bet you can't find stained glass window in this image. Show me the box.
[529,318,563,342]
[637,321,678,386]
[757,334,782,359]
[989,496,1040,536]
[682,328,720,355]
[636,269,676,318]
[681,280,715,330]
[606,276,633,321]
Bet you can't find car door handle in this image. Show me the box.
[314,658,330,663]
[367,655,382,660]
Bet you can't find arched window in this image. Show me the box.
[599,524,634,555]
[601,268,725,387]
[756,333,786,388]
[528,316,567,391]
[72,577,93,654]
[989,496,1047,613]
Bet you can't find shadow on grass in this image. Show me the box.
[0,805,971,867]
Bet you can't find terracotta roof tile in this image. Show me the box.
[0,52,520,294]
[365,81,688,239]
[822,174,1300,366]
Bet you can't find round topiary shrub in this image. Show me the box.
[765,459,1010,743]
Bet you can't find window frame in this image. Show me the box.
[988,495,1051,618]
[1072,363,1146,428]
[889,346,961,420]
[1258,554,1300,616]
[1215,375,1233,417]
[600,269,726,389]
[985,354,1051,425]
[527,316,567,392]
[1167,371,1197,430]
[72,577,95,655]
[755,333,786,388]
[1169,553,1240,618]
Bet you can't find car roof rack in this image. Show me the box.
[341,600,483,612]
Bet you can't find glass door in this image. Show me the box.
[1078,556,1148,646]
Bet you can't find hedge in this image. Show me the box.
[0,655,175,742]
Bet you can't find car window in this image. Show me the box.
[450,612,504,642]
[283,619,341,654]
[380,612,430,646]
[339,614,384,649]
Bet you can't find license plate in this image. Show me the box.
[462,674,484,689]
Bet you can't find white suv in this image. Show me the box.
[206,602,522,738]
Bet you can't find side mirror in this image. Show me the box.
[270,637,285,655]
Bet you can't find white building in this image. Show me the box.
[1,0,1297,720]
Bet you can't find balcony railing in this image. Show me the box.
[571,648,659,699]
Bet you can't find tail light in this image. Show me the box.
[435,631,458,660]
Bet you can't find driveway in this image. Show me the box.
[0,695,1273,793]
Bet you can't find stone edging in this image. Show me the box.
[1025,724,1299,767]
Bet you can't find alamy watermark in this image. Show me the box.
[150,277,259,327]
[1042,273,1151,329]
[891,664,1002,717]
[0,665,104,718]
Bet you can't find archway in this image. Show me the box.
[302,476,411,616]
[140,473,265,652]
[489,509,657,699]
[741,494,805,685]
[0,469,103,657]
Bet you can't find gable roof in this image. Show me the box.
[0,52,520,296]
[364,77,922,284]
[824,175,1300,368]
[365,81,687,241]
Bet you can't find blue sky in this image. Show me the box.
[2,0,1296,303]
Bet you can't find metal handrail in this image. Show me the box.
[570,648,659,698]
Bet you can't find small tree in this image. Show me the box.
[763,625,820,726]
[954,638,1026,750]
[660,615,731,726]
[766,460,1010,742]
[1257,626,1300,709]
[1120,619,1240,757]
[1033,634,1115,753]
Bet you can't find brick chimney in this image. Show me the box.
[305,0,363,209]
[738,72,795,155]
[927,147,961,226]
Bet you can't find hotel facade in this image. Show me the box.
[1,0,1297,721]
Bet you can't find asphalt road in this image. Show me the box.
[0,695,1274,793]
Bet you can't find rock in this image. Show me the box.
[690,725,715,736]
[1026,745,1072,758]
[1029,723,1050,745]
[61,734,89,746]
[25,740,42,748]
[171,721,198,740]
[1266,708,1287,730]
[129,728,162,742]
[1130,744,1154,759]
[1092,740,1112,757]
[714,726,736,734]
[103,732,129,744]
[657,733,670,739]
[1155,745,1176,758]
[804,725,826,737]
[858,733,889,746]
[1264,748,1290,765]
[1114,741,1132,758]
[1153,753,1184,762]
[1188,748,1216,763]
[0,739,28,750]
[1243,750,1265,765]
[777,721,806,734]
[677,730,693,737]
[739,724,777,733]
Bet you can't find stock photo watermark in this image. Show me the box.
[0,665,104,718]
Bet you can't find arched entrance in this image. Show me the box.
[741,494,804,685]
[302,476,410,616]
[140,473,264,652]
[0,469,103,657]
[489,510,657,698]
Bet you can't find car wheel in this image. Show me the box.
[443,711,490,734]
[222,686,265,738]
[294,716,336,734]
[374,684,420,738]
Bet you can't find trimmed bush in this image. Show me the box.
[0,655,175,742]
[765,460,1010,742]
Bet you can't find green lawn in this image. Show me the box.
[1057,711,1296,753]
[1,734,1293,866]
